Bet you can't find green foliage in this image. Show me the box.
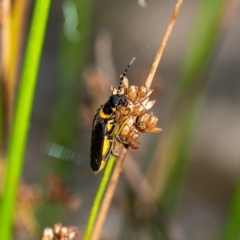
[84,156,115,240]
[0,0,52,239]
[221,175,240,240]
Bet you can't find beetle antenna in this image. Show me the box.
[119,57,136,90]
[120,57,136,80]
[122,57,136,79]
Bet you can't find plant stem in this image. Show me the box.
[84,156,116,240]
[87,0,184,239]
[0,0,51,239]
[1,0,11,138]
[221,174,240,240]
[91,148,127,240]
[145,0,183,89]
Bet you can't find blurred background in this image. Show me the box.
[1,0,240,239]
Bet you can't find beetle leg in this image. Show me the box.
[111,148,119,157]
[115,134,124,143]
[102,138,113,161]
[108,123,116,135]
[114,135,129,149]
[109,114,117,120]
[111,139,127,156]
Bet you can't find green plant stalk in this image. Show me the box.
[221,175,240,240]
[0,0,51,239]
[84,156,115,240]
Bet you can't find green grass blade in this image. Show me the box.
[0,0,51,239]
[84,156,115,240]
[221,175,240,240]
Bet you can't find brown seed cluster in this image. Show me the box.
[111,76,162,149]
[42,223,78,240]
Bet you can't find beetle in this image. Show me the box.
[90,58,135,173]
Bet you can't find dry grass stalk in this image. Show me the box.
[1,0,11,136]
[91,0,184,239]
[0,0,28,140]
[9,0,29,110]
[91,147,127,240]
[145,0,183,89]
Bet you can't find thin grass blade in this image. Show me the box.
[0,0,51,239]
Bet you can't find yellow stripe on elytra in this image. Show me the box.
[93,136,112,174]
[99,108,116,119]
[94,161,106,174]
[93,107,126,174]
[102,136,111,157]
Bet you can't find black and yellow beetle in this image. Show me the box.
[90,58,135,173]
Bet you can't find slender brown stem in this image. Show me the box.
[9,0,29,113]
[91,147,127,240]
[1,0,11,141]
[91,0,184,239]
[145,0,183,89]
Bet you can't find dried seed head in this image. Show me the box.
[109,73,161,153]
[147,115,159,129]
[42,228,54,240]
[120,124,131,137]
[117,120,141,149]
[54,223,63,236]
[131,132,139,140]
[114,112,122,125]
[118,106,131,116]
[127,85,138,101]
[128,127,138,138]
[135,113,161,133]
[119,117,136,142]
[129,140,139,149]
[145,100,156,110]
[68,227,78,240]
[60,226,68,235]
[125,117,135,127]
[135,122,147,132]
[139,113,151,122]
[137,85,148,98]
[131,103,145,116]
[144,88,154,99]
[44,223,78,240]
[141,97,155,110]
[149,127,162,133]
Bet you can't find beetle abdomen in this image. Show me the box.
[90,117,105,171]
